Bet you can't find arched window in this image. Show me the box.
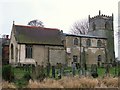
[74,38,78,45]
[98,55,102,61]
[86,39,91,47]
[92,22,96,30]
[97,40,102,47]
[105,22,110,30]
[73,55,78,62]
[11,44,14,59]
[97,55,102,67]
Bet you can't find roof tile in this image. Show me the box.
[14,25,63,46]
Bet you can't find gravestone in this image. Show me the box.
[61,64,65,76]
[24,64,30,72]
[104,64,110,76]
[46,62,51,77]
[57,63,62,79]
[91,64,98,78]
[32,65,45,81]
[31,65,36,79]
[32,64,35,73]
[52,66,55,78]
[84,63,87,71]
[71,62,76,76]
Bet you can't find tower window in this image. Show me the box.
[97,55,102,67]
[86,39,91,47]
[97,40,102,47]
[105,22,110,30]
[73,55,78,62]
[74,38,78,45]
[92,22,96,30]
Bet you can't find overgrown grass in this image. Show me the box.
[27,76,118,88]
[2,76,119,88]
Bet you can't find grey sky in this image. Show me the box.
[0,0,119,57]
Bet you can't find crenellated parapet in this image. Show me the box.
[89,10,113,21]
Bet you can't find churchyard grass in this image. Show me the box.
[13,66,118,79]
[2,65,119,88]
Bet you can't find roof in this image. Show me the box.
[0,38,10,46]
[14,25,63,46]
[64,33,107,39]
[2,39,10,46]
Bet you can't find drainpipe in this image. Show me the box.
[80,37,82,68]
[19,44,21,66]
[80,37,83,75]
[48,47,49,63]
[83,46,86,75]
[104,42,108,63]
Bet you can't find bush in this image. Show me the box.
[2,65,14,82]
[23,72,31,81]
[32,65,46,81]
[91,72,98,78]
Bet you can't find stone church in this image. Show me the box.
[65,11,115,67]
[9,11,115,67]
[9,25,66,66]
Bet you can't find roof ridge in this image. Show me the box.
[15,24,59,31]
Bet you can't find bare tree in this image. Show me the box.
[28,19,44,27]
[70,19,89,35]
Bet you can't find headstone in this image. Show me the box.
[46,63,50,77]
[32,64,35,73]
[105,64,110,76]
[58,69,61,79]
[61,66,64,76]
[52,66,55,78]
[31,65,45,81]
[24,64,29,72]
[84,63,87,70]
[57,63,62,79]
[91,64,98,78]
[72,62,76,76]
[31,65,36,79]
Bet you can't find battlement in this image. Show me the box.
[89,10,113,20]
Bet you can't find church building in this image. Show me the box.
[65,11,115,67]
[9,11,115,67]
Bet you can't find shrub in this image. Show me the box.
[2,65,14,82]
[23,72,31,81]
[91,72,98,78]
[32,65,46,81]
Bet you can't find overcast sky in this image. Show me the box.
[0,0,119,57]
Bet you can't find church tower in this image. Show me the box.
[88,10,115,62]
